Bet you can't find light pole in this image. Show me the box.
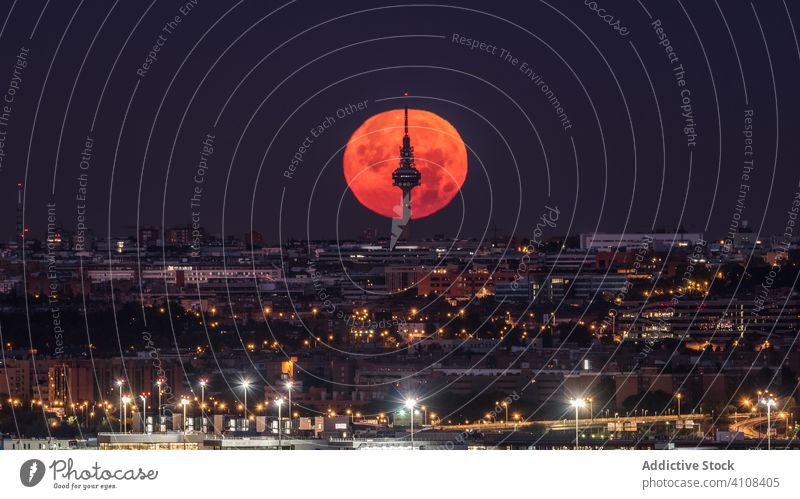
[610,311,616,337]
[421,405,428,425]
[570,398,586,449]
[121,396,130,433]
[501,401,509,424]
[199,378,208,430]
[115,379,124,433]
[139,394,147,433]
[275,398,284,449]
[241,380,250,428]
[405,398,417,450]
[676,393,682,419]
[155,378,163,428]
[761,397,776,450]
[181,398,190,435]
[285,380,292,435]
[587,398,593,420]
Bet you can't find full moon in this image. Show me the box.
[343,108,467,219]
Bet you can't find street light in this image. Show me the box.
[676,393,682,419]
[570,398,586,449]
[285,380,293,435]
[240,380,251,425]
[275,398,284,449]
[761,397,777,450]
[139,394,147,434]
[181,398,190,435]
[405,398,417,450]
[121,395,130,433]
[155,377,164,427]
[115,379,125,433]
[199,378,208,430]
[501,401,509,424]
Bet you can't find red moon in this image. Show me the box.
[343,108,467,219]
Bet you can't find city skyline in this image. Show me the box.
[2,0,800,474]
[1,1,800,244]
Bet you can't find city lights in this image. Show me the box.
[2,7,800,491]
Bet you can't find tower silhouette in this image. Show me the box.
[390,99,421,249]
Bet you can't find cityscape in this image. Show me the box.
[0,0,799,463]
[2,208,799,450]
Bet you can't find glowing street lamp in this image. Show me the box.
[275,398,284,449]
[405,398,417,450]
[121,395,131,433]
[761,397,777,450]
[570,398,586,449]
[199,378,208,427]
[139,394,147,434]
[115,379,125,433]
[676,393,682,419]
[181,398,190,435]
[155,378,164,424]
[285,380,293,435]
[240,380,251,423]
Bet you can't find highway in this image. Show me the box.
[436,413,710,431]
[730,415,769,439]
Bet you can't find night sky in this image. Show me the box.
[1,0,798,243]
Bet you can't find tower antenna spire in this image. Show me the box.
[403,91,409,135]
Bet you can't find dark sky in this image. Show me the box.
[1,0,798,244]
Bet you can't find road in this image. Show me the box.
[730,415,769,439]
[436,413,710,431]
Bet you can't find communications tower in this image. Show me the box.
[390,101,421,249]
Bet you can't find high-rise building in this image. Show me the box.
[138,226,161,248]
[165,225,206,247]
